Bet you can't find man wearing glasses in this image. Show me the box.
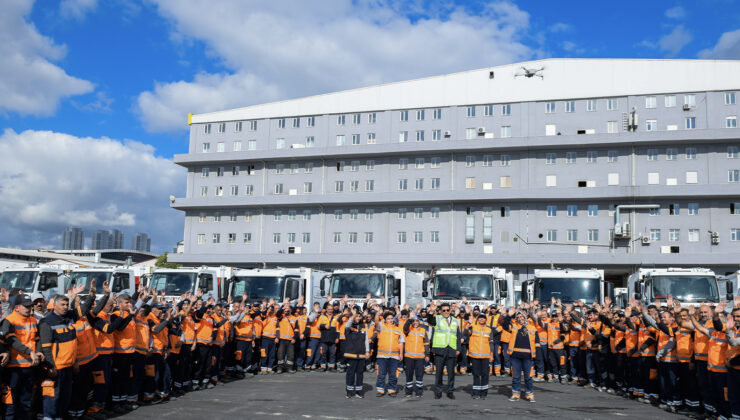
[426,302,461,399]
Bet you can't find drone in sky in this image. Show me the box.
[514,66,545,79]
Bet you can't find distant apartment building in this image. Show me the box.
[92,229,124,250]
[169,59,740,281]
[131,233,152,252]
[61,226,85,249]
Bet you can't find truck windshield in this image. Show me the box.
[433,274,493,300]
[150,273,196,295]
[536,278,600,303]
[0,271,36,292]
[651,275,719,303]
[330,274,384,298]
[233,276,285,301]
[67,272,111,293]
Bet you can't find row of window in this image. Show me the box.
[201,93,738,135]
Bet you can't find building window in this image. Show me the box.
[665,95,676,108]
[399,158,408,170]
[216,142,225,152]
[685,147,697,160]
[586,151,597,163]
[213,212,221,222]
[500,126,511,138]
[466,155,476,167]
[500,176,511,188]
[202,142,210,153]
[368,112,376,124]
[306,116,315,127]
[430,231,440,243]
[684,94,696,107]
[290,117,299,128]
[608,173,619,186]
[336,135,345,146]
[304,182,313,194]
[588,205,598,217]
[365,180,375,192]
[483,155,494,167]
[233,141,242,152]
[432,129,441,141]
[567,205,578,217]
[606,150,618,162]
[545,124,556,136]
[647,149,658,161]
[398,208,407,219]
[466,106,476,117]
[364,232,374,243]
[333,233,341,244]
[546,175,557,187]
[686,171,698,184]
[729,170,740,183]
[650,229,661,241]
[685,117,696,130]
[545,153,556,164]
[304,162,313,173]
[334,210,343,220]
[227,233,236,244]
[566,152,576,164]
[201,167,209,178]
[688,203,699,216]
[352,113,360,125]
[337,115,345,126]
[465,177,476,189]
[215,186,223,196]
[433,108,442,120]
[365,209,374,220]
[248,121,257,131]
[302,232,311,243]
[501,206,510,217]
[352,134,360,145]
[545,102,556,113]
[196,234,206,244]
[366,160,375,171]
[607,121,618,133]
[203,124,211,134]
[399,131,408,142]
[413,232,423,243]
[415,158,424,169]
[247,140,256,150]
[668,229,680,242]
[725,92,736,105]
[303,136,314,148]
[414,207,423,219]
[431,157,441,168]
[200,186,208,197]
[645,96,657,109]
[646,119,657,131]
[348,232,358,244]
[303,210,311,221]
[546,230,557,242]
[398,179,408,191]
[400,110,408,122]
[350,161,360,172]
[397,232,407,243]
[484,105,494,116]
[547,205,557,217]
[276,138,285,149]
[431,207,440,218]
[465,128,476,139]
[416,109,425,121]
[244,185,253,196]
[732,203,740,215]
[367,133,376,144]
[501,104,511,115]
[566,229,577,242]
[277,118,286,129]
[729,146,739,159]
[727,116,738,128]
[650,206,660,216]
[565,101,575,113]
[607,98,618,111]
[416,131,425,142]
[586,99,596,111]
[212,233,221,244]
[349,180,359,192]
[230,185,238,196]
[588,229,599,242]
[241,233,251,243]
[732,229,740,242]
[669,203,679,215]
[335,181,344,192]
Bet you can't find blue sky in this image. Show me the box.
[1,0,738,253]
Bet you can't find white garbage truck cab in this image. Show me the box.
[320,267,425,308]
[523,268,611,305]
[422,267,514,308]
[144,266,222,302]
[628,267,721,306]
[227,267,327,308]
[0,266,67,300]
[66,267,136,299]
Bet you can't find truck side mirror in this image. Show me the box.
[422,279,428,298]
[726,280,734,301]
[320,276,327,297]
[500,290,508,298]
[634,283,642,301]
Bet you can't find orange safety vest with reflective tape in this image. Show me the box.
[657,324,678,362]
[507,321,537,358]
[112,310,135,354]
[74,318,98,366]
[234,316,254,341]
[707,325,728,373]
[468,324,492,359]
[694,319,712,361]
[94,311,114,355]
[5,312,38,367]
[377,322,402,358]
[404,326,427,359]
[675,326,693,363]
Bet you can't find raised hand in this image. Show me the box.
[102,280,111,295]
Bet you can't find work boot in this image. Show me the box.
[346,390,354,399]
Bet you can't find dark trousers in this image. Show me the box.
[695,360,711,412]
[678,362,700,410]
[511,356,534,399]
[434,353,456,394]
[112,353,133,404]
[235,340,253,371]
[470,358,489,396]
[548,347,567,379]
[728,368,740,420]
[42,366,73,419]
[4,367,34,420]
[613,353,627,391]
[319,342,336,369]
[178,345,193,388]
[261,339,276,371]
[535,345,546,377]
[306,338,321,368]
[92,354,111,410]
[151,353,168,396]
[295,338,307,368]
[193,344,212,386]
[492,342,501,374]
[69,361,94,417]
[376,358,399,393]
[586,350,600,385]
[167,352,180,390]
[568,347,580,380]
[404,358,424,395]
[345,358,365,394]
[658,362,681,407]
[628,357,641,396]
[133,353,148,401]
[639,356,658,400]
[458,345,468,372]
[209,346,221,381]
[707,370,729,418]
[277,339,295,370]
[501,343,511,373]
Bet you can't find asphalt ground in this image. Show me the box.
[120,370,679,420]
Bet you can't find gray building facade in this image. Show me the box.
[61,226,85,250]
[131,233,152,252]
[92,229,124,250]
[170,59,740,283]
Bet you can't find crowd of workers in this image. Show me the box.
[0,281,737,420]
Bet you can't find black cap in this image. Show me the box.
[473,305,480,311]
[15,294,33,308]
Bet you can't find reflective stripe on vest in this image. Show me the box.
[432,315,458,350]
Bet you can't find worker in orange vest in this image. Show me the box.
[724,304,740,420]
[305,302,323,370]
[374,311,404,397]
[39,293,78,419]
[0,293,43,419]
[502,306,538,403]
[192,296,218,388]
[691,302,730,419]
[403,315,429,397]
[110,293,138,413]
[275,304,297,373]
[466,313,493,399]
[343,309,369,398]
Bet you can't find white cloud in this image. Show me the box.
[664,6,685,19]
[0,129,184,252]
[698,29,740,59]
[60,0,98,20]
[548,22,572,33]
[137,0,535,132]
[640,24,692,57]
[0,0,94,116]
